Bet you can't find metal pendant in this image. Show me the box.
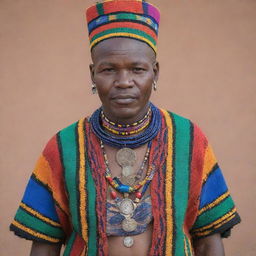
[118,198,135,215]
[116,148,136,167]
[121,166,133,177]
[123,236,134,248]
[122,218,138,232]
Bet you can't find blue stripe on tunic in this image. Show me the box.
[199,167,228,209]
[22,177,59,221]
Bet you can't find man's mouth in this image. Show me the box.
[111,95,137,104]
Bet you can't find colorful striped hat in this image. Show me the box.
[86,0,160,54]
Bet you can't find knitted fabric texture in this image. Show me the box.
[86,0,160,53]
[10,109,241,255]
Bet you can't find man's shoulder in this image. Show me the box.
[160,108,207,141]
[43,117,90,152]
[160,108,193,126]
[57,116,90,135]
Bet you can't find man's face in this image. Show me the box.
[90,38,159,124]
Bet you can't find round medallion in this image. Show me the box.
[118,198,135,215]
[122,218,138,232]
[116,148,137,167]
[123,236,134,248]
[121,166,133,177]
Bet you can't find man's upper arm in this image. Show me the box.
[30,241,62,256]
[193,233,225,256]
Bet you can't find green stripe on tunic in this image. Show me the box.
[59,123,80,233]
[171,113,191,256]
[86,157,97,255]
[63,232,76,256]
[193,196,235,229]
[15,208,63,238]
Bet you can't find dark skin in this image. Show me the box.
[90,38,159,125]
[30,38,225,256]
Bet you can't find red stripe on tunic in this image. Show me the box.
[149,114,168,256]
[85,120,108,255]
[70,234,85,256]
[184,124,208,232]
[42,135,72,237]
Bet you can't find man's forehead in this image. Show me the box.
[91,38,156,62]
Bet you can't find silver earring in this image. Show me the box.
[153,80,157,91]
[91,83,97,94]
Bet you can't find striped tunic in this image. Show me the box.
[10,109,241,255]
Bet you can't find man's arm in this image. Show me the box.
[193,233,225,256]
[30,241,62,256]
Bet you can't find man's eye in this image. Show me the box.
[133,67,145,72]
[102,68,114,72]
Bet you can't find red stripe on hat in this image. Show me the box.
[103,0,143,15]
[89,21,157,41]
[86,5,100,23]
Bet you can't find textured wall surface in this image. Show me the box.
[1,0,255,255]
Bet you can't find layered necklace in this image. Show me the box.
[101,107,151,136]
[101,140,156,248]
[90,103,161,248]
[90,102,162,148]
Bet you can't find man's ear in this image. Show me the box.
[89,63,95,83]
[153,61,159,82]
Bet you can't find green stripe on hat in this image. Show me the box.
[90,27,156,46]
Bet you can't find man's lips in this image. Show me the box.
[111,95,137,104]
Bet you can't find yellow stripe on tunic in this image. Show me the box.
[33,155,69,215]
[198,192,230,215]
[161,109,174,255]
[202,144,218,182]
[12,220,60,243]
[78,119,88,243]
[193,208,237,233]
[20,203,61,227]
[184,237,189,256]
[195,213,236,236]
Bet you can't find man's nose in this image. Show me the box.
[114,70,133,88]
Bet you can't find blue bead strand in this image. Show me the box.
[90,103,162,148]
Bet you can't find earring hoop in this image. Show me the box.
[152,80,157,91]
[92,83,97,94]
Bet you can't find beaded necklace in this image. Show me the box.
[90,103,161,148]
[100,141,155,194]
[101,108,151,136]
[119,144,150,186]
[102,141,155,249]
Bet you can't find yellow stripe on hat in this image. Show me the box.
[90,32,157,53]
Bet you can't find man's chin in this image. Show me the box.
[105,106,139,124]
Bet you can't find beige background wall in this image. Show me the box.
[1,0,255,255]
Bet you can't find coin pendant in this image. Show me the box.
[123,236,134,248]
[122,218,138,232]
[116,148,136,167]
[118,198,135,215]
[122,166,133,177]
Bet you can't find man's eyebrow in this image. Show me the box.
[130,61,148,65]
[97,62,115,66]
[97,61,150,67]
